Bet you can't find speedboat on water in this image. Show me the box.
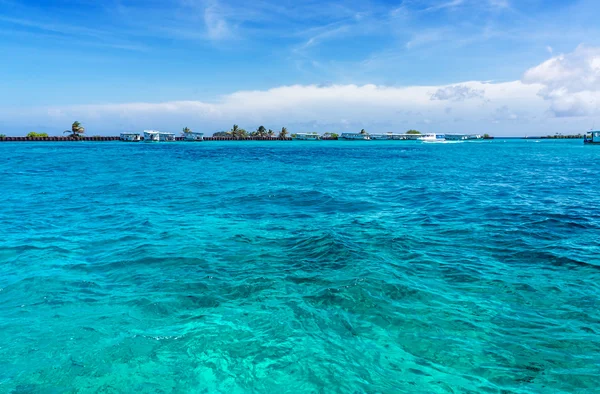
[418,133,446,143]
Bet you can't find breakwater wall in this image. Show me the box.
[0,136,295,142]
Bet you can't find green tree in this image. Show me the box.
[26,132,48,138]
[0,134,6,139]
[330,133,339,139]
[267,129,274,137]
[406,129,421,134]
[229,124,248,138]
[360,129,367,135]
[257,125,267,137]
[278,127,288,139]
[64,121,85,138]
[182,127,192,135]
[483,133,490,139]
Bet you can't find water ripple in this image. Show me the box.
[0,140,599,393]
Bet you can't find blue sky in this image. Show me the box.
[1,0,600,135]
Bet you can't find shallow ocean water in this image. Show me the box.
[0,139,599,393]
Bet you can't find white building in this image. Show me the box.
[339,132,370,140]
[293,133,320,140]
[144,130,175,142]
[183,132,204,141]
[119,132,141,142]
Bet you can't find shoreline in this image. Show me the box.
[0,136,585,142]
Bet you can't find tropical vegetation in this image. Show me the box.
[322,133,339,139]
[213,125,289,138]
[250,125,268,137]
[360,129,367,135]
[229,124,248,139]
[406,130,421,134]
[278,127,288,139]
[26,132,48,138]
[64,121,85,138]
[182,127,192,135]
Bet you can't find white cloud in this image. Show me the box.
[4,46,600,136]
[430,85,485,101]
[405,28,449,49]
[488,0,510,9]
[0,81,545,135]
[204,4,232,40]
[492,105,519,123]
[522,45,600,117]
[424,0,465,12]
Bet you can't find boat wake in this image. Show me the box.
[421,140,464,144]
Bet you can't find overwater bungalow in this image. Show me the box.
[119,132,141,142]
[293,133,320,140]
[369,132,419,140]
[183,131,204,141]
[143,130,175,142]
[340,132,370,140]
[369,132,394,140]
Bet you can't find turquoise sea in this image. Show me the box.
[1,140,599,393]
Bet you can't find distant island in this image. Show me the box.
[0,120,588,142]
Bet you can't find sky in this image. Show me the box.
[1,0,600,136]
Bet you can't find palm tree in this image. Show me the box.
[229,124,238,137]
[278,127,288,139]
[360,128,367,135]
[257,125,267,137]
[267,129,274,137]
[230,124,248,139]
[182,127,192,135]
[64,121,85,138]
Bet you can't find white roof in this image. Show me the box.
[144,130,174,135]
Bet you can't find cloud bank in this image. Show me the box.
[2,46,600,136]
[523,45,600,118]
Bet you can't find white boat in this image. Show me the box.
[584,130,600,144]
[340,132,370,140]
[120,132,141,142]
[293,133,320,140]
[418,133,446,142]
[144,130,175,142]
[183,131,204,141]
